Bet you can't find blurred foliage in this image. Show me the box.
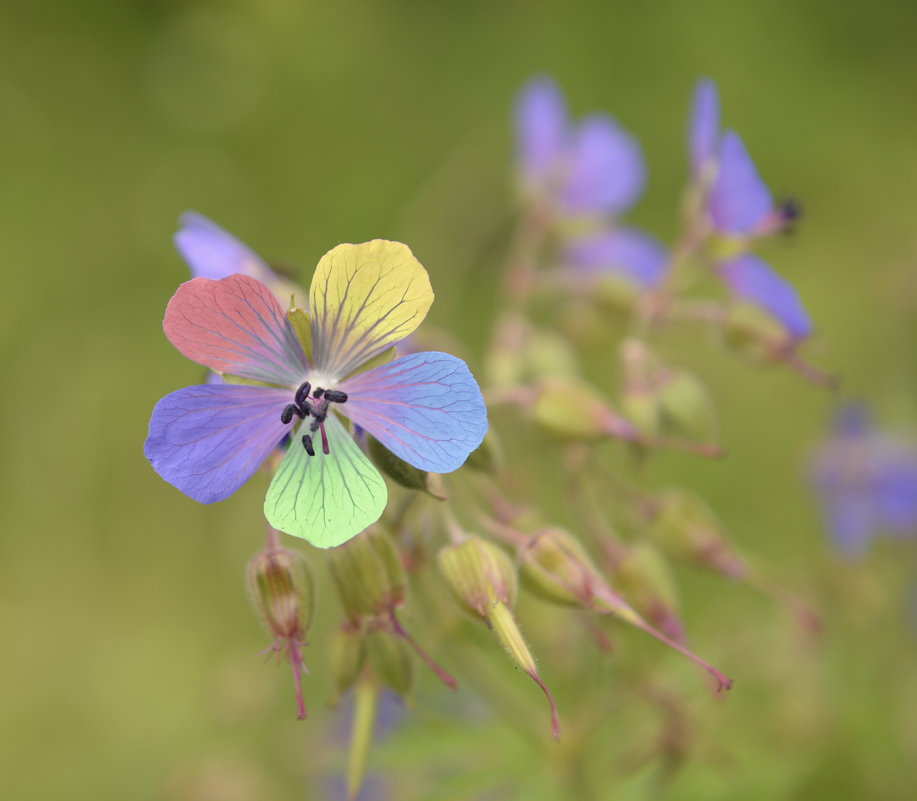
[1,1,916,800]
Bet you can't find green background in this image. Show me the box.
[1,1,916,799]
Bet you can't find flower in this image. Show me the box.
[174,211,305,303]
[810,405,917,556]
[515,76,645,219]
[144,239,488,547]
[686,79,812,340]
[515,76,665,288]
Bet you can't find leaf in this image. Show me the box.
[264,414,388,548]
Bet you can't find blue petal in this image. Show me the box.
[339,352,488,473]
[144,384,293,503]
[558,114,645,216]
[515,77,568,190]
[688,78,719,174]
[708,131,773,234]
[719,254,812,339]
[563,227,667,287]
[175,211,277,283]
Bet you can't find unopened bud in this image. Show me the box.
[364,626,416,699]
[464,430,504,475]
[619,339,663,436]
[437,536,517,617]
[657,371,718,444]
[329,527,407,623]
[328,624,367,702]
[247,547,314,645]
[610,541,684,642]
[439,537,558,739]
[533,378,633,442]
[650,490,747,578]
[367,434,443,498]
[246,544,315,719]
[721,304,787,364]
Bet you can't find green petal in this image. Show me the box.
[264,415,388,548]
[309,240,433,378]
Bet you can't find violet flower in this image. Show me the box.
[810,405,917,556]
[144,239,488,548]
[686,78,812,340]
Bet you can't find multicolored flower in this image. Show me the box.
[144,239,488,548]
[810,405,917,556]
[687,79,812,340]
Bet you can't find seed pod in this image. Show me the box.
[247,547,314,644]
[437,536,517,617]
[533,378,631,442]
[328,625,367,701]
[328,527,406,623]
[364,627,416,699]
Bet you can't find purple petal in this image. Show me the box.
[175,212,277,283]
[719,254,812,339]
[515,77,568,189]
[164,274,309,385]
[876,450,917,534]
[563,227,667,287]
[708,131,773,234]
[688,78,720,174]
[558,114,645,216]
[339,352,488,473]
[144,384,293,503]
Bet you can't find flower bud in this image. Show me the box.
[247,547,314,646]
[657,371,718,444]
[619,339,663,436]
[364,626,416,699]
[437,536,517,617]
[439,537,559,739]
[721,304,787,365]
[464,430,504,475]
[329,527,407,623]
[533,378,634,442]
[649,489,746,578]
[610,541,684,642]
[328,624,367,702]
[246,544,315,719]
[367,434,443,498]
[519,527,612,609]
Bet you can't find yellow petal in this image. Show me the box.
[309,240,433,379]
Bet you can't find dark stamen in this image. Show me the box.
[302,434,315,456]
[312,387,324,399]
[320,422,330,455]
[281,405,296,425]
[295,381,312,407]
[323,389,348,404]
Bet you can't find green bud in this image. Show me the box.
[328,624,367,700]
[721,304,787,364]
[464,429,504,475]
[437,536,517,617]
[246,547,314,644]
[328,527,407,622]
[364,626,415,698]
[657,371,718,443]
[286,305,312,362]
[533,378,627,442]
[519,527,604,608]
[611,541,681,632]
[367,434,441,497]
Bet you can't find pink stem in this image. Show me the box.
[390,614,458,690]
[528,669,560,741]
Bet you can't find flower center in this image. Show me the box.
[280,381,349,456]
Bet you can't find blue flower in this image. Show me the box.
[686,79,811,339]
[810,405,917,556]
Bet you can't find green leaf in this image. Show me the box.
[264,415,388,548]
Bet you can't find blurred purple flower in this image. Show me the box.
[563,226,668,288]
[685,79,811,339]
[515,76,645,218]
[810,405,917,556]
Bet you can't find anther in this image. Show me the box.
[323,389,348,404]
[312,387,325,399]
[302,434,315,456]
[281,404,298,425]
[295,382,312,407]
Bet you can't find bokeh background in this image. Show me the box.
[2,1,916,799]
